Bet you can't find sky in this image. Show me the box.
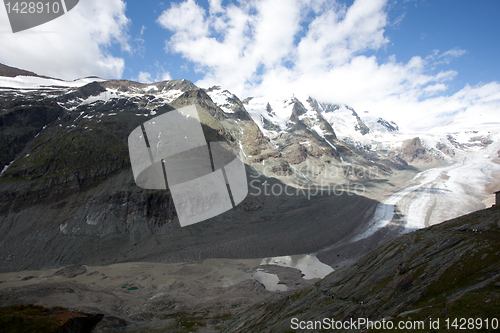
[0,0,499,131]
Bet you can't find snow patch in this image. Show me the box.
[0,75,103,89]
[80,91,111,105]
[246,96,295,131]
[59,222,68,234]
[159,89,183,103]
[261,254,333,280]
[207,89,234,113]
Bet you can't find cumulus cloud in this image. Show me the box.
[137,71,153,83]
[135,67,171,83]
[157,0,499,131]
[0,0,130,80]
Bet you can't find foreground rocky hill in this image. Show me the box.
[224,205,500,332]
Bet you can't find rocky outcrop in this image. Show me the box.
[399,137,426,162]
[307,99,370,135]
[56,81,106,103]
[377,118,399,132]
[436,141,455,157]
[59,313,104,333]
[0,304,103,333]
[0,63,41,78]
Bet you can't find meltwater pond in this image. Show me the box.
[261,254,334,279]
[239,254,334,291]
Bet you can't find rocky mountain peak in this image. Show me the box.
[398,137,430,164]
[377,117,399,132]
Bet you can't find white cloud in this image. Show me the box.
[159,71,172,81]
[0,0,130,80]
[137,71,153,83]
[135,69,171,83]
[392,13,405,26]
[441,48,467,59]
[157,0,208,39]
[157,0,500,131]
[208,0,224,14]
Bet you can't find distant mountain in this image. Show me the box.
[360,111,399,133]
[0,72,379,273]
[0,63,40,78]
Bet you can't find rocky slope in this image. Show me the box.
[0,62,498,275]
[2,202,497,332]
[0,63,44,78]
[224,205,500,332]
[0,67,384,273]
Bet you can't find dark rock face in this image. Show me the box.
[0,63,40,78]
[295,98,337,142]
[223,206,500,332]
[57,82,107,103]
[377,117,399,132]
[261,115,280,131]
[398,137,428,163]
[307,99,370,135]
[0,100,65,168]
[353,112,371,135]
[436,141,455,157]
[0,165,378,272]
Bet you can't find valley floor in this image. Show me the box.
[0,256,329,332]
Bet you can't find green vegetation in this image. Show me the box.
[0,304,62,333]
[178,315,206,332]
[369,210,500,332]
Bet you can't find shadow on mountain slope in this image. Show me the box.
[0,161,379,272]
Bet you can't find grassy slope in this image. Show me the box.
[223,206,500,332]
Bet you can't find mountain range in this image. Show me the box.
[0,63,499,273]
[0,63,499,332]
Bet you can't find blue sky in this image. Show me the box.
[0,0,499,130]
[385,0,500,91]
[118,0,500,94]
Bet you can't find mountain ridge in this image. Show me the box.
[0,72,385,273]
[0,66,498,275]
